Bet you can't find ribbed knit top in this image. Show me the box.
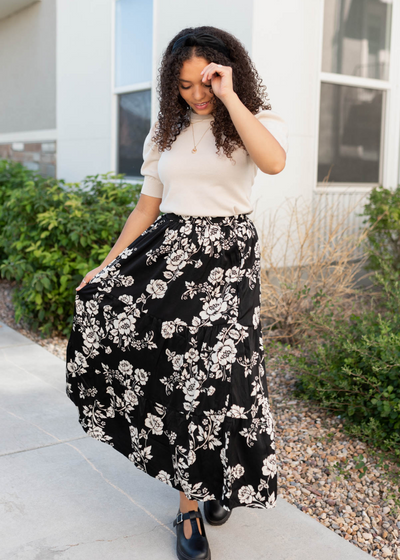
[139,107,289,217]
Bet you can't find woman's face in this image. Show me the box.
[178,56,216,115]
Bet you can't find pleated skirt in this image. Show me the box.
[65,212,277,511]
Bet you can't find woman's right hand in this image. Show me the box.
[76,265,105,291]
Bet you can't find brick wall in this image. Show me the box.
[0,141,56,178]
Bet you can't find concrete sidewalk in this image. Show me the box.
[0,320,371,560]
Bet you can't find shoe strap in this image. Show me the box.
[173,509,203,527]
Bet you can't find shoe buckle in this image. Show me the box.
[176,512,184,525]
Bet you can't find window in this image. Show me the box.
[118,90,151,177]
[322,0,392,80]
[114,0,153,179]
[115,0,153,87]
[318,83,383,183]
[318,0,392,186]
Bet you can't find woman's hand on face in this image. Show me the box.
[76,265,104,291]
[200,63,235,103]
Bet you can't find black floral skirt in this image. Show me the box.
[65,212,277,511]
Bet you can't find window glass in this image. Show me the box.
[322,0,392,80]
[115,0,153,87]
[318,82,383,183]
[117,89,151,178]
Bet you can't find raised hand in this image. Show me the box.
[200,63,235,102]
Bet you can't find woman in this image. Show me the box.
[66,25,288,560]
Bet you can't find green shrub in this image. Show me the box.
[0,168,141,336]
[0,160,47,262]
[284,247,400,459]
[360,184,400,273]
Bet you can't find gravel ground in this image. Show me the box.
[1,278,399,558]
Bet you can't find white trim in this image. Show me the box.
[111,0,117,174]
[120,176,143,182]
[312,1,325,199]
[381,87,388,187]
[314,184,378,193]
[0,129,57,144]
[151,0,159,124]
[316,1,400,192]
[383,0,400,189]
[103,177,143,184]
[113,81,152,95]
[320,71,391,90]
[111,0,155,177]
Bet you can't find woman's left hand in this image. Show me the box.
[201,63,235,102]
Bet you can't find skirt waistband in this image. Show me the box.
[162,212,253,225]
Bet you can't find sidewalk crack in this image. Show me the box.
[63,522,171,549]
[1,407,175,536]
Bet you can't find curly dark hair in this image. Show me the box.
[152,25,272,160]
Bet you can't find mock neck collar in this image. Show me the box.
[190,108,214,122]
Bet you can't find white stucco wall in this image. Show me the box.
[55,0,256,183]
[0,0,56,134]
[55,0,316,267]
[153,0,255,120]
[250,0,324,240]
[56,0,113,182]
[55,0,321,253]
[151,0,322,258]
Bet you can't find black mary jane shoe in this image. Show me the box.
[203,500,232,526]
[173,509,211,560]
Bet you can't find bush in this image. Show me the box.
[285,271,400,458]
[281,186,400,460]
[259,194,373,345]
[360,184,400,273]
[0,160,48,262]
[0,166,141,336]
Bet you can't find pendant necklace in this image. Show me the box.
[191,122,211,154]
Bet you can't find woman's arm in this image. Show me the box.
[200,63,287,175]
[100,193,162,268]
[223,93,286,175]
[76,193,161,290]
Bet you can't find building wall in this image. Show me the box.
[250,0,323,237]
[54,0,318,266]
[249,0,393,267]
[153,0,254,120]
[56,0,113,182]
[0,0,56,133]
[56,0,255,183]
[0,141,56,177]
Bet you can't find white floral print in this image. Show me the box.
[66,213,277,511]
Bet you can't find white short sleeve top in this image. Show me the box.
[140,107,289,217]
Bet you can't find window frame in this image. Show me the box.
[314,0,400,194]
[110,0,155,184]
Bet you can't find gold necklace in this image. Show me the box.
[191,122,211,154]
